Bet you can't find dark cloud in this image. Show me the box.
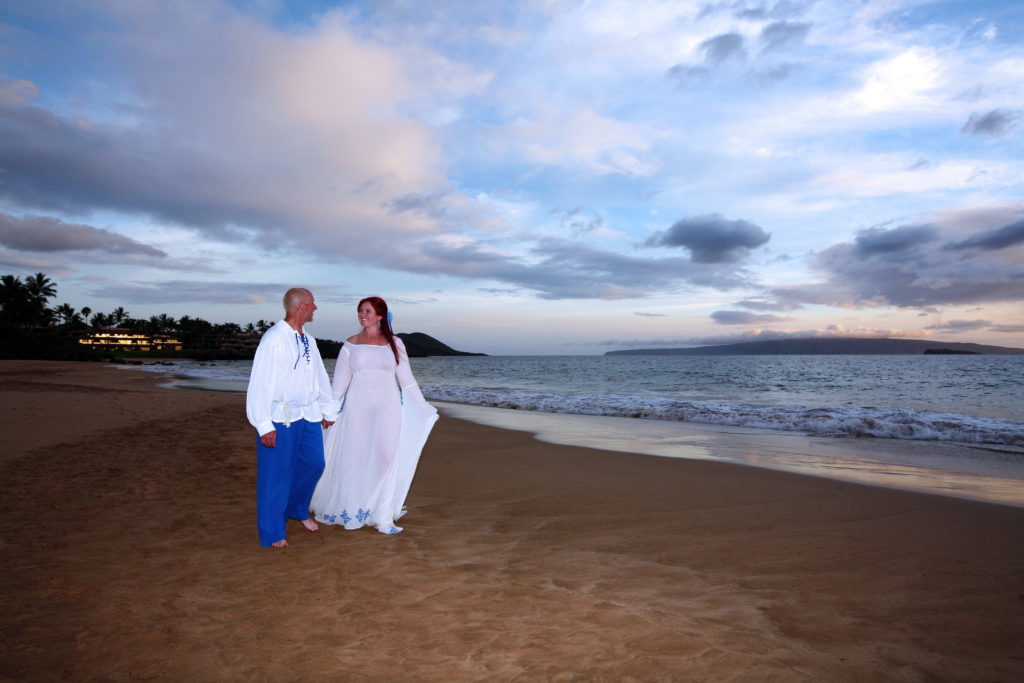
[990,323,1024,333]
[700,33,747,64]
[386,191,451,220]
[751,62,801,83]
[711,310,790,325]
[552,206,604,236]
[735,299,803,311]
[924,319,992,332]
[767,219,1024,309]
[854,224,940,256]
[732,1,806,20]
[0,212,165,256]
[666,64,710,86]
[644,214,770,263]
[391,236,757,300]
[961,109,1023,136]
[0,99,263,240]
[945,218,1024,251]
[760,21,810,51]
[83,280,353,306]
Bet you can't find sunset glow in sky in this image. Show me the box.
[1,0,1023,354]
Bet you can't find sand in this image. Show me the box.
[1,360,1022,681]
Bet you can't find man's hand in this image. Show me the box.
[260,430,277,448]
[321,419,335,429]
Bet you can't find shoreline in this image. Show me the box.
[145,365,1024,508]
[3,360,1023,680]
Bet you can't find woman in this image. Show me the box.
[310,297,438,534]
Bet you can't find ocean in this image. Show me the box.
[131,353,1024,505]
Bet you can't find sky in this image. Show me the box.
[1,0,1023,355]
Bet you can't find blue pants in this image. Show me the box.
[256,419,325,546]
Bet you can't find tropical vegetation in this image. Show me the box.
[0,273,291,360]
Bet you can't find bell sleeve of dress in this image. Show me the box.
[390,337,438,523]
[395,338,437,421]
[246,332,280,437]
[326,344,354,420]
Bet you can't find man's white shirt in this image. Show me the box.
[245,319,335,436]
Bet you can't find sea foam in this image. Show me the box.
[421,385,1024,446]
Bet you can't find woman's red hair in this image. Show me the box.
[358,296,399,364]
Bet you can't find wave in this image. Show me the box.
[127,361,1024,446]
[421,385,1024,447]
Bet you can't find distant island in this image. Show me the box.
[303,332,485,360]
[396,332,486,358]
[605,337,1024,356]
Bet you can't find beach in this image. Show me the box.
[2,360,1023,681]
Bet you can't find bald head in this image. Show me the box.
[283,288,313,313]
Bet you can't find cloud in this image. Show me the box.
[552,206,605,236]
[751,62,801,83]
[769,216,1024,309]
[735,299,803,312]
[634,311,668,317]
[700,33,747,64]
[386,191,452,221]
[598,324,927,348]
[732,1,806,21]
[854,224,940,256]
[666,64,710,86]
[961,109,1023,136]
[644,214,771,263]
[0,212,165,256]
[760,21,810,52]
[511,107,658,176]
[921,319,991,331]
[945,218,1024,251]
[710,310,790,325]
[390,235,757,300]
[990,323,1024,333]
[924,319,992,332]
[82,279,353,306]
[0,4,468,256]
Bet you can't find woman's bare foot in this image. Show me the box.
[301,518,319,532]
[270,539,289,548]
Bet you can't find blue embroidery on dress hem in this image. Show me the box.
[356,508,370,523]
[340,510,352,524]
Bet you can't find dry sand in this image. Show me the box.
[1,360,1022,681]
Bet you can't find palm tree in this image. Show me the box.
[150,313,176,334]
[90,312,112,329]
[54,303,80,327]
[23,273,57,328]
[110,306,129,326]
[0,275,29,324]
[24,272,56,303]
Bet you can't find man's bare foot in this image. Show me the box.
[301,518,319,532]
[270,539,289,548]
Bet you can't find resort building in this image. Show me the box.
[76,328,183,352]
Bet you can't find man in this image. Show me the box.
[246,288,335,548]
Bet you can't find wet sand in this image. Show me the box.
[2,360,1023,681]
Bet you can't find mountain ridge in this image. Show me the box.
[604,337,1024,356]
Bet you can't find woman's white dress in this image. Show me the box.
[310,338,438,533]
